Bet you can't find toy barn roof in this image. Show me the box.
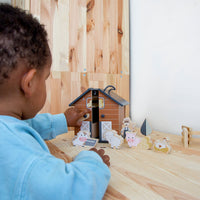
[69,88,129,106]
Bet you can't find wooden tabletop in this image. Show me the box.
[46,131,200,200]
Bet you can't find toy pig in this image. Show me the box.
[125,131,141,147]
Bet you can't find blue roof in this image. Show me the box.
[69,88,129,106]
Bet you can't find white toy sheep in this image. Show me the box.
[104,130,123,149]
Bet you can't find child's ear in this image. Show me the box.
[21,68,37,97]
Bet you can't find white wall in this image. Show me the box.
[130,0,200,134]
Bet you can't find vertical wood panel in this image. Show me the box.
[86,0,95,73]
[118,0,123,74]
[103,0,110,74]
[30,0,41,19]
[109,0,118,74]
[12,0,130,117]
[50,77,62,114]
[52,0,69,72]
[122,0,129,75]
[94,0,103,73]
[69,0,80,72]
[61,72,71,112]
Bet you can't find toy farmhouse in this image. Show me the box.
[69,85,129,142]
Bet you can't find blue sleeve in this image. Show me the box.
[23,151,111,200]
[24,113,68,140]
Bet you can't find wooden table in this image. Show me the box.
[46,131,200,200]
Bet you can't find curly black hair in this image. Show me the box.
[0,4,50,84]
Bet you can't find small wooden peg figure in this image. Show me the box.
[121,117,136,139]
[181,125,192,148]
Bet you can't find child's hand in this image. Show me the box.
[64,107,90,127]
[89,148,110,167]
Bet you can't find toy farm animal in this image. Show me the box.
[125,131,141,147]
[104,130,123,149]
[72,130,90,146]
[136,136,152,150]
[152,137,171,153]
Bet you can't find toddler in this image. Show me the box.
[0,4,110,200]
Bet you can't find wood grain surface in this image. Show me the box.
[47,131,200,200]
[12,0,130,116]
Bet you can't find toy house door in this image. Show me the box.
[80,121,92,137]
[99,121,112,143]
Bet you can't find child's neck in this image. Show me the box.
[0,99,23,120]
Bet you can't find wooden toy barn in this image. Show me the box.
[69,85,129,142]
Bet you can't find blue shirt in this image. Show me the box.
[0,114,110,200]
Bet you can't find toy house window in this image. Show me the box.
[86,97,104,109]
[86,98,92,109]
[98,97,105,109]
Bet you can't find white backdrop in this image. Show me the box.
[130,0,200,134]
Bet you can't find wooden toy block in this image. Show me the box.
[181,125,200,148]
[181,125,192,148]
[140,119,152,136]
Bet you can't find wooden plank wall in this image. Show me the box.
[11,0,130,116]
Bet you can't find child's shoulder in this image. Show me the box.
[0,115,46,150]
[0,115,29,131]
